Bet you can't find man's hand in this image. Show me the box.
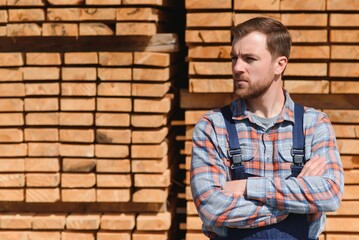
[224,179,247,196]
[298,155,327,177]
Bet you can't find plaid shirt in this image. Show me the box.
[190,91,344,239]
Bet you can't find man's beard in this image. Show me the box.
[234,77,273,99]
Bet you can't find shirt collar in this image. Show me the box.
[230,90,296,124]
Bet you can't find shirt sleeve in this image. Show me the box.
[246,114,344,214]
[190,114,288,229]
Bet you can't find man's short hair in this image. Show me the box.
[232,17,292,60]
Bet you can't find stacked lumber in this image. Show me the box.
[180,0,359,239]
[186,0,232,94]
[0,214,170,240]
[130,50,180,240]
[324,2,359,239]
[0,0,183,239]
[0,0,176,36]
[0,49,178,239]
[0,213,170,240]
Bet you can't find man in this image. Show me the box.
[190,17,344,240]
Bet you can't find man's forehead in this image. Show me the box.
[232,31,267,44]
[231,32,268,53]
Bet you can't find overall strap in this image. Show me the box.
[221,103,306,179]
[220,105,246,180]
[291,103,305,177]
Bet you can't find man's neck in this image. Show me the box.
[246,86,285,119]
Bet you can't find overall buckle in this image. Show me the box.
[228,148,242,169]
[291,148,305,166]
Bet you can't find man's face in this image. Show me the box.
[231,31,277,99]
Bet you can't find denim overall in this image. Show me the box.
[217,103,309,240]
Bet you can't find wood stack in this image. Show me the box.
[0,51,178,240]
[0,212,170,239]
[180,0,359,239]
[0,0,183,239]
[0,0,176,37]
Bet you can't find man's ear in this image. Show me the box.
[274,56,288,75]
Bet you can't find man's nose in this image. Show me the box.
[233,58,245,73]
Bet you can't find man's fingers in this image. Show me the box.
[298,155,319,177]
[224,180,247,196]
[301,156,326,177]
[305,162,325,176]
[298,155,326,177]
[302,156,326,176]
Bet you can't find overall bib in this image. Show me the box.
[216,104,309,240]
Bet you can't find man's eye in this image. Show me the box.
[231,56,237,60]
[245,57,256,62]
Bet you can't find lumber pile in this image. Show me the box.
[0,49,179,239]
[0,0,183,239]
[180,0,359,239]
[0,212,170,240]
[0,0,177,36]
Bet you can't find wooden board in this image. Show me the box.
[189,79,233,93]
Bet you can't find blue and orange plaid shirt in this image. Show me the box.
[190,91,344,239]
